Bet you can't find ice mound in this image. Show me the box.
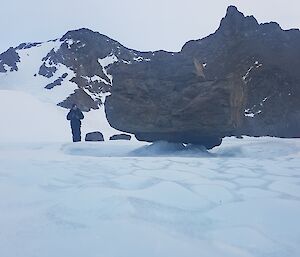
[131,141,212,157]
[61,140,212,158]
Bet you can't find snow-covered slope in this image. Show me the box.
[0,40,80,103]
[0,90,121,142]
[0,30,143,141]
[0,137,299,257]
[0,28,157,142]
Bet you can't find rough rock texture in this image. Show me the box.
[45,73,68,89]
[1,6,300,145]
[42,29,153,111]
[105,65,244,147]
[0,47,20,72]
[0,28,154,112]
[85,132,104,142]
[181,6,300,138]
[38,63,57,78]
[105,6,300,142]
[109,134,132,141]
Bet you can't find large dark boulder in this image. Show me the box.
[105,66,244,147]
[105,5,300,144]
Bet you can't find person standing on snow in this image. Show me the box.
[67,104,84,142]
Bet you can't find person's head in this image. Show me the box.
[71,104,78,110]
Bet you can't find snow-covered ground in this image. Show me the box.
[0,90,121,142]
[0,137,300,257]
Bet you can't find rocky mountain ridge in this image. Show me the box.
[1,6,299,147]
[0,28,153,111]
[106,6,300,146]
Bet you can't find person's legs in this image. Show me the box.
[77,125,81,142]
[71,126,76,142]
[71,125,81,142]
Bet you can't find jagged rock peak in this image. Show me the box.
[226,5,244,17]
[60,28,115,44]
[218,5,259,35]
[59,27,125,57]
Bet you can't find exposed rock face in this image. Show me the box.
[181,6,300,138]
[105,64,244,147]
[45,73,68,89]
[0,47,20,72]
[39,63,57,78]
[0,28,154,112]
[105,5,300,142]
[85,132,104,142]
[1,6,300,145]
[43,29,154,111]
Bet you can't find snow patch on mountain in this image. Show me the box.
[122,59,132,64]
[82,75,110,86]
[0,39,126,141]
[244,96,270,118]
[2,64,10,72]
[0,40,78,105]
[98,54,118,85]
[98,54,119,68]
[244,108,262,118]
[82,87,110,104]
[133,56,151,62]
[242,61,263,83]
[65,39,82,49]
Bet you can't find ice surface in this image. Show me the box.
[0,137,299,257]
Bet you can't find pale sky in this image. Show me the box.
[1,0,299,53]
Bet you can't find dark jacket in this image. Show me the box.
[67,108,84,126]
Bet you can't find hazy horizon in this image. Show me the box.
[1,0,299,53]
